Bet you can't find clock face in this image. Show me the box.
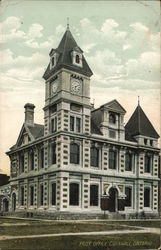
[71,80,81,95]
[52,82,58,94]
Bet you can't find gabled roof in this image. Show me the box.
[101,99,126,114]
[43,29,93,80]
[125,104,159,139]
[14,123,44,149]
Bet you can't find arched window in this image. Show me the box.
[90,185,99,206]
[144,188,150,207]
[144,154,151,173]
[109,149,117,169]
[125,153,132,171]
[76,54,80,64]
[109,113,116,124]
[70,143,80,164]
[70,183,79,206]
[90,147,99,167]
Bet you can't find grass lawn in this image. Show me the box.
[115,219,160,228]
[0,218,138,236]
[0,233,160,250]
[0,218,160,250]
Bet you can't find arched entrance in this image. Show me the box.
[2,198,9,212]
[108,188,118,212]
[12,193,16,211]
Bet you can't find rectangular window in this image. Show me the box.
[40,184,44,206]
[70,143,80,164]
[40,148,44,168]
[90,147,99,167]
[125,153,133,171]
[30,151,34,170]
[30,186,34,206]
[51,117,57,133]
[144,188,150,207]
[90,185,99,206]
[70,183,79,206]
[125,187,132,207]
[144,155,151,173]
[20,155,24,173]
[76,117,81,133]
[52,143,56,164]
[70,116,74,131]
[109,150,117,169]
[20,186,24,206]
[51,183,56,206]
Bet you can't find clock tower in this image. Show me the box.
[43,26,93,136]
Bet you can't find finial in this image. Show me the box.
[67,17,69,30]
[138,96,140,106]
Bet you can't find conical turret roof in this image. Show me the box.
[125,104,159,139]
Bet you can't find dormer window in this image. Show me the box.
[109,113,116,124]
[49,49,59,69]
[50,55,56,69]
[71,50,82,67]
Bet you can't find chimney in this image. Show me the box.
[24,103,35,126]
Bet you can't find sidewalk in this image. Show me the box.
[0,227,160,241]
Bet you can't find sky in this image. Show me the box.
[0,0,160,175]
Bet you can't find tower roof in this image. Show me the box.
[125,104,159,139]
[43,29,93,80]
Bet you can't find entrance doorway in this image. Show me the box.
[12,193,16,211]
[3,198,9,212]
[108,188,118,212]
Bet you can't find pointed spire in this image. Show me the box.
[138,96,141,134]
[125,101,159,139]
[67,17,69,30]
[138,96,140,106]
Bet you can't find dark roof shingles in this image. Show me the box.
[125,105,159,139]
[28,123,44,139]
[43,29,93,79]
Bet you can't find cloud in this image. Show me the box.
[123,22,160,53]
[0,49,47,67]
[82,43,96,53]
[56,24,65,34]
[126,51,160,81]
[87,49,123,77]
[101,19,127,41]
[101,19,119,32]
[27,23,43,39]
[0,16,57,49]
[80,18,91,28]
[0,16,25,43]
[24,35,56,49]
